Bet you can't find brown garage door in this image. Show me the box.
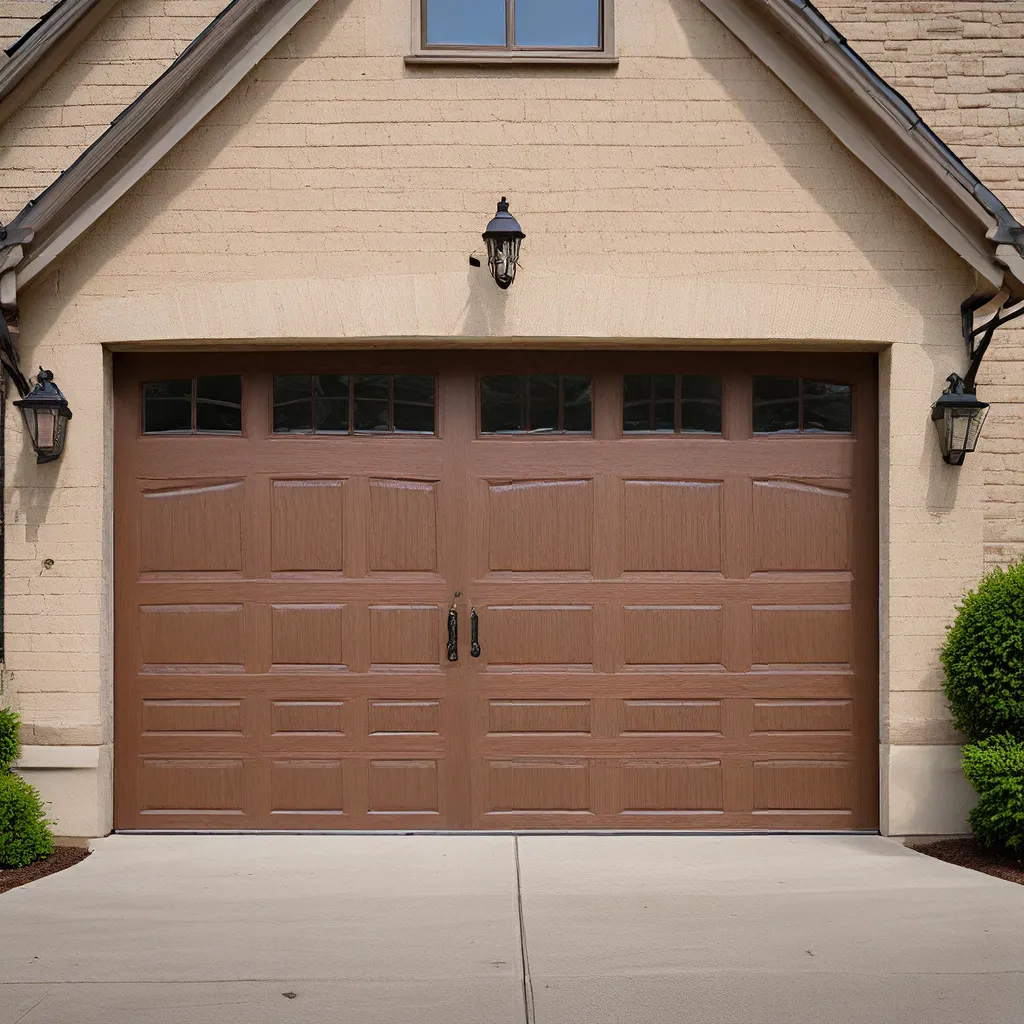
[114,352,877,830]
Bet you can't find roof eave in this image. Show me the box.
[0,0,120,127]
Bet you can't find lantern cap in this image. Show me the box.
[930,372,988,421]
[14,367,72,417]
[483,197,525,241]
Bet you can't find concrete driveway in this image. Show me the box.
[1,835,1023,1024]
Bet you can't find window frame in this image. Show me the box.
[408,0,617,65]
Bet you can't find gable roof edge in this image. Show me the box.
[701,0,1024,298]
[0,0,120,127]
[8,0,323,289]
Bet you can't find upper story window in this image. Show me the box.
[412,0,614,63]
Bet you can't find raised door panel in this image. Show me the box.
[270,760,345,815]
[367,759,441,815]
[369,605,441,668]
[751,480,851,571]
[486,760,590,813]
[369,700,441,735]
[271,701,346,736]
[140,481,243,573]
[619,759,723,814]
[752,700,853,734]
[271,480,345,572]
[481,606,594,668]
[270,604,345,668]
[622,480,722,571]
[368,479,438,572]
[620,700,723,736]
[487,480,593,571]
[752,760,852,813]
[141,699,244,736]
[623,606,724,667]
[488,700,591,735]
[751,606,852,666]
[138,605,244,671]
[138,758,246,815]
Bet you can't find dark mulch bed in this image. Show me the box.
[912,837,1024,886]
[0,846,90,894]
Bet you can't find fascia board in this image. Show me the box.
[0,0,120,126]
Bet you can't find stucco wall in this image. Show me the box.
[0,0,1002,836]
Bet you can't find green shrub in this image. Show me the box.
[0,707,18,772]
[941,562,1024,742]
[961,736,1024,856]
[0,772,54,868]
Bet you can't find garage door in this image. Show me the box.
[114,352,878,830]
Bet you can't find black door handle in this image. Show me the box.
[470,607,481,658]
[447,593,460,662]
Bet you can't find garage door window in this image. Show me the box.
[623,374,721,433]
[273,374,436,435]
[143,376,242,435]
[753,377,852,434]
[480,374,592,433]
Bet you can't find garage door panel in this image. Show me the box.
[367,758,442,816]
[269,758,346,816]
[271,479,346,572]
[751,605,853,666]
[622,480,722,572]
[368,479,439,572]
[368,604,442,667]
[752,479,852,571]
[270,604,346,667]
[751,699,854,735]
[487,699,592,736]
[619,758,724,813]
[481,605,595,668]
[140,480,244,574]
[620,699,724,736]
[141,698,246,737]
[138,604,245,671]
[486,759,591,814]
[137,757,249,815]
[270,699,346,737]
[487,479,594,571]
[752,759,854,813]
[622,605,725,667]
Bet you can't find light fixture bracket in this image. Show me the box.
[960,291,1024,392]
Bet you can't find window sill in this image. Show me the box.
[405,52,619,67]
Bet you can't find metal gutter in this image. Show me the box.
[0,0,120,126]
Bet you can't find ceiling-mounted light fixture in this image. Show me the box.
[481,197,525,290]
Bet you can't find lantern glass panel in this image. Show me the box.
[34,409,56,451]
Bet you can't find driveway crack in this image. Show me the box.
[514,836,536,1024]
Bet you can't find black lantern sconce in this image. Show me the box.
[931,373,989,466]
[14,369,72,464]
[481,197,525,289]
[932,293,1024,465]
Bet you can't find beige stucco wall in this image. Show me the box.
[1,0,1009,836]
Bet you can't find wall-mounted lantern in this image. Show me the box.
[931,373,989,466]
[482,197,525,290]
[14,369,72,464]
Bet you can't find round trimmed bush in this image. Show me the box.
[0,772,54,868]
[941,562,1024,742]
[0,707,18,772]
[961,735,1024,856]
